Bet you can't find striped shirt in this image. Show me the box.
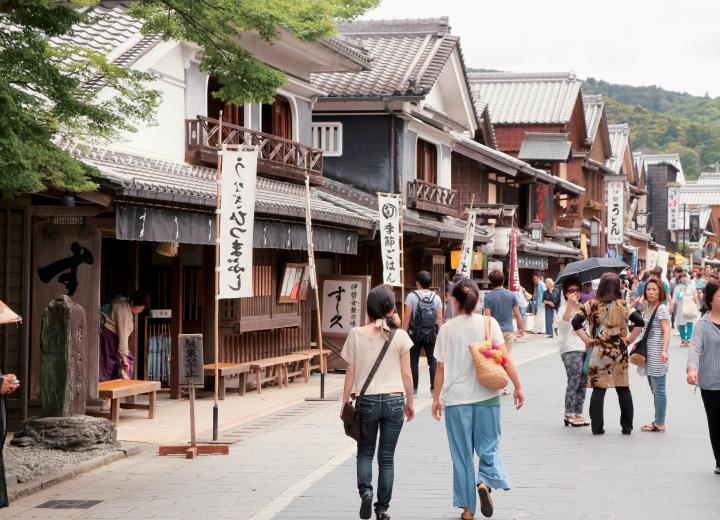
[688,314,720,391]
[641,304,670,377]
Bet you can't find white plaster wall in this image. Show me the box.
[437,144,452,189]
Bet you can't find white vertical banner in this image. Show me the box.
[607,181,624,245]
[646,249,659,270]
[378,193,402,287]
[304,176,318,290]
[667,186,679,231]
[657,251,669,279]
[456,210,477,278]
[218,150,258,299]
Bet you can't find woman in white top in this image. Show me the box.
[432,278,524,520]
[341,286,414,520]
[671,271,699,346]
[556,278,590,427]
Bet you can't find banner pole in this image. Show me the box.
[399,190,405,323]
[212,111,223,441]
[304,176,336,402]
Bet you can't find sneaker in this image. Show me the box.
[622,428,632,435]
[375,506,391,520]
[501,387,511,396]
[360,494,373,519]
[715,466,720,475]
[477,483,493,518]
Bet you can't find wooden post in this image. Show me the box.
[212,111,223,441]
[169,246,183,399]
[188,384,197,459]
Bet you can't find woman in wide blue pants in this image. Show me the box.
[432,278,525,519]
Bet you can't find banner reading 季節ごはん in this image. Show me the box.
[378,193,402,287]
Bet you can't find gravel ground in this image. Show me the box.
[4,442,119,485]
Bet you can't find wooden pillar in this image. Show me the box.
[202,245,216,365]
[170,245,183,399]
[21,199,31,419]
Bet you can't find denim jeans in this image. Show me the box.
[545,308,556,337]
[410,341,437,390]
[445,403,510,513]
[647,375,667,425]
[356,394,405,509]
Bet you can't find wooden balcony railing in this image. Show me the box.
[406,179,457,216]
[186,116,324,184]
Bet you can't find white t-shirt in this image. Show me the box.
[434,314,505,406]
[557,305,586,355]
[341,327,413,395]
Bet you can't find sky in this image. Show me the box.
[362,0,720,98]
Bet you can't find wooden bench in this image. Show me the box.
[98,379,161,426]
[203,362,252,399]
[249,353,312,394]
[294,348,330,374]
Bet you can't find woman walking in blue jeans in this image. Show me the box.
[432,278,525,519]
[341,286,415,520]
[638,279,671,432]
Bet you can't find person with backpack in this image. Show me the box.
[99,291,150,383]
[402,271,443,396]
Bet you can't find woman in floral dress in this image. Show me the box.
[571,273,645,435]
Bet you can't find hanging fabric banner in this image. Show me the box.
[456,209,477,278]
[378,193,402,287]
[606,181,624,245]
[667,186,679,231]
[304,177,318,290]
[508,226,519,291]
[218,150,258,299]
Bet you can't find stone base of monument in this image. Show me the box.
[11,415,117,452]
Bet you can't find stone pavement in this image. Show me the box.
[1,335,718,520]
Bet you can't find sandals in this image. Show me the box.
[461,508,475,520]
[640,422,665,432]
[563,416,589,427]
[477,483,493,518]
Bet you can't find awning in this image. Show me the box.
[518,133,572,162]
[116,205,358,254]
[518,235,582,259]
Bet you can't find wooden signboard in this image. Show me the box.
[178,334,203,387]
[31,222,101,400]
[319,275,370,340]
[278,263,307,304]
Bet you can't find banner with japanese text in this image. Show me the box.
[219,150,258,299]
[606,181,624,245]
[456,210,477,278]
[667,187,679,231]
[304,177,318,290]
[378,193,402,286]
[508,226,519,291]
[320,276,369,336]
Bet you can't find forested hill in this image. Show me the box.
[583,78,720,179]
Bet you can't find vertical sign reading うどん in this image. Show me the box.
[456,210,477,278]
[219,150,258,299]
[606,181,624,245]
[378,193,402,287]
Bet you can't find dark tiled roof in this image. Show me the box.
[311,17,461,98]
[61,143,373,229]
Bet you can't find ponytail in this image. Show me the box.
[452,278,479,314]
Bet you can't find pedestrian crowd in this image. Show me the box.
[339,264,720,520]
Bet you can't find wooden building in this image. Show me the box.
[0,2,375,418]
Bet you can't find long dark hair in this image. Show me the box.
[452,278,479,314]
[595,272,622,303]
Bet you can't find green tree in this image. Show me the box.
[129,0,379,105]
[0,0,379,197]
[0,0,161,197]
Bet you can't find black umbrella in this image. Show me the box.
[555,257,629,286]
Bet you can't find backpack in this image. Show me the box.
[409,290,438,343]
[99,295,127,335]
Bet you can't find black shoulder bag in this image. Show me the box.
[629,305,659,367]
[341,329,397,442]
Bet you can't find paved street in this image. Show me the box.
[1,335,718,520]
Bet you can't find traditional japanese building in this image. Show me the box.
[467,71,585,280]
[0,1,376,416]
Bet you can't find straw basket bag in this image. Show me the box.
[468,316,509,390]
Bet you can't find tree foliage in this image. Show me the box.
[129,0,379,106]
[0,0,160,197]
[584,78,720,180]
[0,0,379,197]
